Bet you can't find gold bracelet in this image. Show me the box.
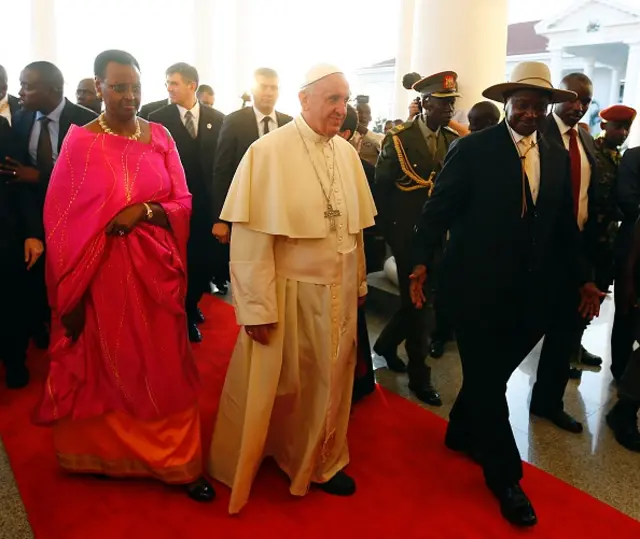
[142,202,153,221]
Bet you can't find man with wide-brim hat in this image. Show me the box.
[410,61,604,527]
[373,71,461,406]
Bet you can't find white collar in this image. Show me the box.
[295,114,333,144]
[506,121,538,145]
[253,105,277,124]
[553,111,576,136]
[177,99,200,120]
[36,98,65,123]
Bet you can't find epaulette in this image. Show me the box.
[389,123,408,135]
[444,125,460,137]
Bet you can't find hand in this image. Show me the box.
[0,157,40,183]
[409,265,427,309]
[244,323,276,345]
[408,101,420,119]
[61,301,86,343]
[212,222,230,244]
[578,282,607,320]
[24,238,44,270]
[358,295,367,308]
[106,204,146,237]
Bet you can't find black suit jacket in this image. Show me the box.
[149,104,225,229]
[212,106,292,221]
[413,122,591,328]
[8,94,20,118]
[617,147,640,259]
[139,99,169,120]
[11,98,97,212]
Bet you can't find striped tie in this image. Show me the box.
[184,110,196,139]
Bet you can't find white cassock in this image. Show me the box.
[208,115,377,514]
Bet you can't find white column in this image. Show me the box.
[392,0,416,119]
[409,0,509,114]
[31,0,57,63]
[549,47,564,86]
[624,42,640,148]
[609,68,620,106]
[193,0,214,87]
[233,0,252,100]
[583,57,596,81]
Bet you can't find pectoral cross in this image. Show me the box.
[324,203,341,231]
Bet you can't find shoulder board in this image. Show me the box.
[389,123,409,135]
[444,126,460,137]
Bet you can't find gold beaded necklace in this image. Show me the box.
[98,113,141,141]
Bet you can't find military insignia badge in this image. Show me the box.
[444,75,455,90]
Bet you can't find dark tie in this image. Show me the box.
[184,110,196,139]
[568,128,581,218]
[262,116,270,136]
[37,116,54,174]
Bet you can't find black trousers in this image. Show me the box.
[374,246,432,385]
[0,265,31,372]
[27,255,50,334]
[186,227,214,320]
[353,307,375,403]
[612,257,634,380]
[449,318,544,489]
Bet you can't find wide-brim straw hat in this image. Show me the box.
[483,61,576,103]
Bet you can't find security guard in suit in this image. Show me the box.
[374,71,460,405]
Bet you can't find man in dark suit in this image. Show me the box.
[411,62,603,526]
[0,115,44,388]
[211,68,292,290]
[0,61,96,348]
[149,63,225,343]
[530,73,600,432]
[373,71,461,406]
[211,67,291,242]
[0,65,20,125]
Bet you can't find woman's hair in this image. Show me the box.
[94,50,140,79]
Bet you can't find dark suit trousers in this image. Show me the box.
[612,256,634,380]
[0,265,31,370]
[374,245,432,384]
[28,255,50,332]
[186,223,213,320]
[449,321,543,489]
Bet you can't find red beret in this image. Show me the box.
[599,105,637,123]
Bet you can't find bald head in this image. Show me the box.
[468,101,500,132]
[555,72,593,127]
[76,77,102,114]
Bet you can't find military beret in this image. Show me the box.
[599,105,637,123]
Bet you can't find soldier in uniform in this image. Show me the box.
[373,71,461,405]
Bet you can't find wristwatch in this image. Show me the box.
[143,202,153,221]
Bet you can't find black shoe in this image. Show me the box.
[194,308,205,325]
[408,383,442,406]
[531,408,583,433]
[606,403,640,452]
[5,366,30,389]
[33,327,50,350]
[185,477,215,502]
[373,345,407,373]
[429,340,445,359]
[580,346,602,367]
[314,470,356,496]
[214,282,228,295]
[188,324,202,343]
[489,484,537,527]
[569,367,582,380]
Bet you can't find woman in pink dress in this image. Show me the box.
[35,50,214,502]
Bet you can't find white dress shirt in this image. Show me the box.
[28,98,66,165]
[506,122,540,204]
[553,112,590,230]
[0,95,12,126]
[177,100,200,138]
[253,106,277,137]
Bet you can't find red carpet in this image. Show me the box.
[1,295,639,538]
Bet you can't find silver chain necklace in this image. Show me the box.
[295,122,342,231]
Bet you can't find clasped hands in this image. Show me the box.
[106,204,148,237]
[0,157,40,183]
[409,264,605,320]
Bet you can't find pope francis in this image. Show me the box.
[208,64,377,514]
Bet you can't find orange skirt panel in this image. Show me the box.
[53,406,202,484]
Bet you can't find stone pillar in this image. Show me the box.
[623,42,640,147]
[408,0,509,113]
[392,0,416,119]
[609,68,620,106]
[583,57,596,81]
[31,0,57,63]
[193,0,214,89]
[549,47,564,86]
[233,0,252,101]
